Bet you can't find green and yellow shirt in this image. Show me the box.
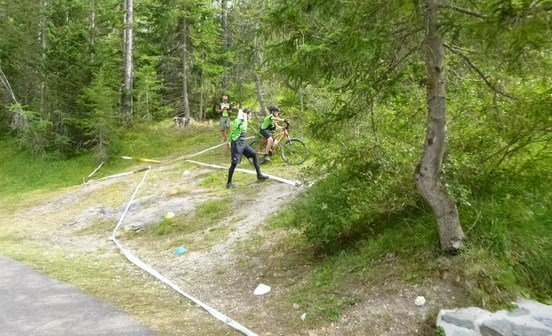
[220,102,231,117]
[228,118,248,142]
[260,115,274,130]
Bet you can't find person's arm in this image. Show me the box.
[272,117,287,130]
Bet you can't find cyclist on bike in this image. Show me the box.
[226,109,269,189]
[259,104,287,161]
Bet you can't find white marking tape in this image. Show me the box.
[87,161,105,178]
[89,138,255,183]
[86,167,150,183]
[174,136,254,161]
[185,159,302,187]
[109,167,258,336]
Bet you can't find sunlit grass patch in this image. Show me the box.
[142,198,231,237]
[0,236,228,334]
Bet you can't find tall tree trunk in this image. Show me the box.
[0,69,27,132]
[122,0,134,121]
[40,0,47,115]
[181,15,190,118]
[254,74,267,115]
[89,0,96,61]
[199,82,205,121]
[415,0,465,254]
[221,0,229,90]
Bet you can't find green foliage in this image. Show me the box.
[10,106,54,155]
[134,57,171,121]
[80,66,121,160]
[285,154,421,252]
[458,163,552,303]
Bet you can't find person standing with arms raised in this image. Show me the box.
[226,109,269,189]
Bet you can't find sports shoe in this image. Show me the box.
[226,183,237,189]
[257,174,269,181]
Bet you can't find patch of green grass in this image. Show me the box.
[0,138,97,200]
[115,121,221,159]
[146,198,231,236]
[197,171,227,189]
[0,235,232,335]
[76,220,116,236]
[0,121,223,202]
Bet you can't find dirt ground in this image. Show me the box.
[1,156,472,336]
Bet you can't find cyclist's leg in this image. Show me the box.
[260,129,273,156]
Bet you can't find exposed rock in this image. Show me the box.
[442,307,490,329]
[437,299,552,336]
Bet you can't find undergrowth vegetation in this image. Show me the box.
[274,140,551,310]
[0,120,219,200]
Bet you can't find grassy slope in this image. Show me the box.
[1,120,550,335]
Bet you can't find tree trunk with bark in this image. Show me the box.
[40,0,47,115]
[415,0,465,254]
[254,74,267,115]
[0,69,27,132]
[221,0,229,91]
[122,0,134,121]
[181,15,190,118]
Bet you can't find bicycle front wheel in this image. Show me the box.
[281,138,309,165]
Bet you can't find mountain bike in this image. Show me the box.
[248,121,309,165]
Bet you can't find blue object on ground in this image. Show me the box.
[175,245,186,255]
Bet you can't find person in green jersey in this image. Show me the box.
[259,104,286,161]
[217,95,233,142]
[226,109,269,189]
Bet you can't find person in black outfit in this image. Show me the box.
[227,109,269,189]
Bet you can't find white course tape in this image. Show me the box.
[185,159,301,187]
[176,136,255,161]
[89,168,146,183]
[87,161,105,178]
[109,166,258,336]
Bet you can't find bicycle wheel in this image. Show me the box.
[248,140,267,165]
[281,138,309,165]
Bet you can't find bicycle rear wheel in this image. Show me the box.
[281,138,309,165]
[248,140,267,165]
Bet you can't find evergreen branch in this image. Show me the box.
[443,42,518,100]
[437,3,488,18]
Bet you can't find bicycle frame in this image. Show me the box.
[249,123,309,165]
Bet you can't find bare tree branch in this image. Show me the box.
[443,42,518,100]
[438,3,488,18]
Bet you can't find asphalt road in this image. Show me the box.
[0,255,155,336]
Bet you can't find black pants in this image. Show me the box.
[228,137,262,184]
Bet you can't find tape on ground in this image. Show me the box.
[173,136,254,162]
[109,167,258,336]
[185,159,301,187]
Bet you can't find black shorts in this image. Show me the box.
[260,128,272,140]
[231,138,256,164]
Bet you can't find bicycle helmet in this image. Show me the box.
[268,104,280,113]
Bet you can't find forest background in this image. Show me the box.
[0,0,551,328]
